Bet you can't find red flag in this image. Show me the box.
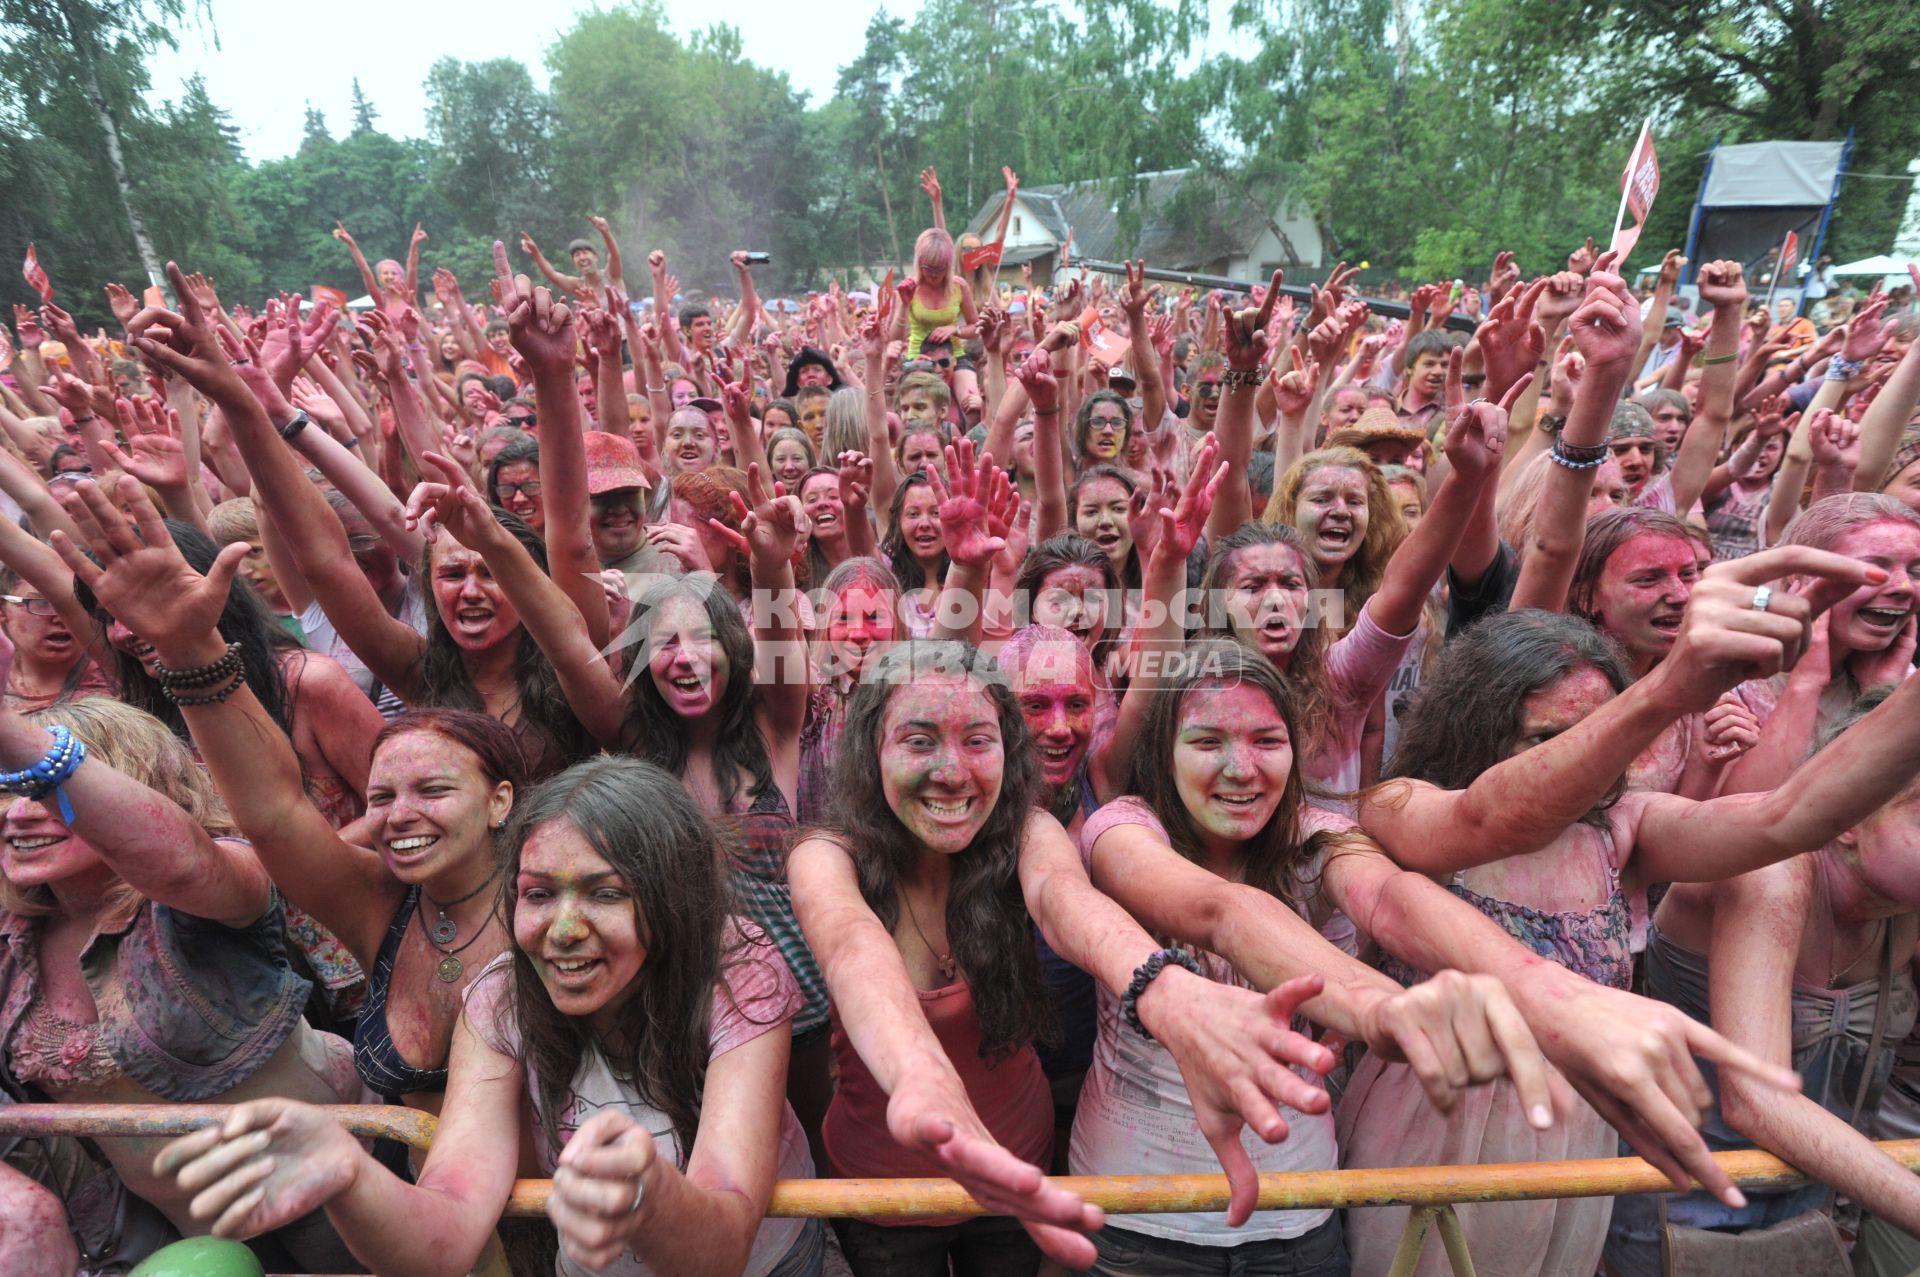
[961,241,1004,274]
[1609,122,1661,260]
[311,284,348,310]
[22,244,52,304]
[1778,230,1799,277]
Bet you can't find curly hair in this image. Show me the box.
[1073,390,1134,463]
[1263,447,1408,639]
[811,641,1053,1059]
[502,756,779,1161]
[3,698,237,918]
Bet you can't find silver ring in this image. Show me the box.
[629,1176,646,1214]
[1751,585,1773,613]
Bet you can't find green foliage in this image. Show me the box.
[1,0,1915,325]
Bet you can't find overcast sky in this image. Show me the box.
[147,0,1240,162]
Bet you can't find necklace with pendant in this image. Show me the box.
[420,871,499,945]
[416,888,494,983]
[902,893,956,982]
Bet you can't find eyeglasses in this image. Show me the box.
[1193,383,1223,400]
[1088,416,1128,431]
[0,596,55,616]
[505,414,536,428]
[495,481,543,500]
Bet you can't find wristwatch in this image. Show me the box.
[1537,413,1567,434]
[275,409,311,441]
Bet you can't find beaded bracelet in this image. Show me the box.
[1549,435,1609,470]
[0,726,88,824]
[163,668,248,707]
[1121,948,1205,1042]
[1220,366,1265,389]
[1826,356,1865,381]
[154,641,243,691]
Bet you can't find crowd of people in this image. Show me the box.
[1,166,1919,1277]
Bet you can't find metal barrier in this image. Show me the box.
[12,1105,1920,1277]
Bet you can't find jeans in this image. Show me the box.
[1082,1214,1349,1277]
[765,1219,827,1277]
[833,1215,1039,1277]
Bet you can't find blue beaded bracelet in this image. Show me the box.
[0,725,88,824]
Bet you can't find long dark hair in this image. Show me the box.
[881,472,948,591]
[1014,534,1122,673]
[1128,639,1342,906]
[74,519,292,741]
[1073,390,1134,461]
[814,641,1052,1058]
[1068,465,1143,589]
[1197,522,1338,751]
[620,577,774,813]
[415,509,593,777]
[1381,610,1629,821]
[502,756,776,1160]
[485,434,540,506]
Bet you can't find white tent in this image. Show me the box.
[1831,254,1911,275]
[346,294,379,312]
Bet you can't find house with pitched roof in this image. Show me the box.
[962,167,1325,287]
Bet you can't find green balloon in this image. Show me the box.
[128,1237,266,1277]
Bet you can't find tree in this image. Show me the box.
[0,0,197,291]
[349,77,378,138]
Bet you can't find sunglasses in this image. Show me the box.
[1193,383,1223,400]
[505,413,536,428]
[495,481,543,500]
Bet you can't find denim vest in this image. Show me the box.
[0,890,312,1102]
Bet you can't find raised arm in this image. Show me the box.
[859,309,903,528]
[1361,547,1883,872]
[704,464,810,769]
[1206,271,1283,541]
[1017,351,1069,540]
[519,231,583,298]
[1667,260,1750,514]
[587,215,626,294]
[1508,266,1640,612]
[649,251,686,367]
[1364,383,1509,637]
[490,243,610,651]
[333,221,385,306]
[133,263,429,703]
[47,478,394,957]
[1847,290,1913,490]
[918,166,946,234]
[1118,262,1166,441]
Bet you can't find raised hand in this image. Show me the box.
[836,451,873,519]
[1657,248,1685,289]
[929,438,1010,569]
[49,479,246,651]
[1269,348,1319,419]
[1806,408,1860,475]
[331,220,356,245]
[578,302,622,364]
[1695,260,1749,313]
[1441,392,1510,483]
[402,453,500,548]
[103,281,139,328]
[153,1100,362,1240]
[709,463,808,571]
[1566,269,1643,373]
[1014,350,1059,414]
[1119,259,1153,321]
[1225,270,1284,371]
[1487,250,1521,303]
[257,294,335,393]
[491,240,577,377]
[104,396,191,490]
[1842,293,1898,364]
[1474,275,1548,393]
[1160,435,1226,561]
[11,305,44,350]
[1306,312,1347,368]
[38,300,83,349]
[918,166,942,204]
[1567,236,1598,276]
[1003,165,1019,194]
[410,222,428,250]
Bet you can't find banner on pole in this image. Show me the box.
[22,245,53,304]
[1778,230,1799,279]
[961,241,1004,274]
[1609,123,1661,261]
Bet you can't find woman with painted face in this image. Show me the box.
[1068,466,1142,597]
[0,673,361,1271]
[1013,536,1123,682]
[796,457,877,603]
[767,427,816,490]
[1719,494,1920,795]
[487,434,546,535]
[790,640,1407,1275]
[798,557,902,825]
[1074,392,1132,470]
[0,564,112,711]
[51,480,530,1123]
[151,757,824,1277]
[881,471,950,637]
[406,459,835,1156]
[1187,393,1508,793]
[1604,689,1920,1276]
[1339,548,1920,1276]
[1700,413,1788,561]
